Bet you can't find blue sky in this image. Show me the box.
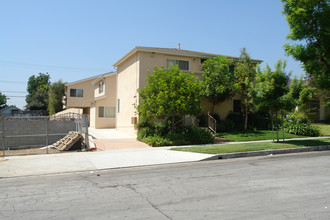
[0,0,304,109]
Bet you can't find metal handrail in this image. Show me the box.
[207,112,217,135]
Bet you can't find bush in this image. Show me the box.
[182,126,214,145]
[248,111,271,130]
[135,118,152,130]
[153,122,167,136]
[138,126,214,147]
[137,127,154,141]
[284,113,320,136]
[216,112,243,132]
[142,135,172,147]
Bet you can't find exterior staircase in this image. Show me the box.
[51,131,83,151]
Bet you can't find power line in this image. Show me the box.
[1,91,27,93]
[0,80,26,84]
[0,60,112,72]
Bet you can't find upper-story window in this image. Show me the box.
[98,81,104,93]
[167,59,189,71]
[70,88,83,97]
[201,58,208,64]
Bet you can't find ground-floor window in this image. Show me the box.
[98,106,116,118]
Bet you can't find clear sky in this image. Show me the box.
[0,0,304,109]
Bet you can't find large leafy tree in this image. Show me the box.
[235,48,257,130]
[136,65,204,131]
[281,0,330,91]
[48,80,66,115]
[26,73,50,111]
[254,60,291,142]
[0,92,8,109]
[202,56,237,113]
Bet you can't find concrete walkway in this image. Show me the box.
[88,128,150,150]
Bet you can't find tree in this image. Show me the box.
[202,56,237,113]
[136,65,204,132]
[48,80,66,115]
[26,73,50,111]
[254,60,291,142]
[0,92,8,109]
[235,48,257,130]
[281,0,330,91]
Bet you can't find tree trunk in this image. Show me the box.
[244,104,248,130]
[171,114,175,133]
[281,110,285,142]
[270,110,274,142]
[275,111,279,143]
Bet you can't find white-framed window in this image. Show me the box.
[166,59,189,71]
[98,106,116,118]
[98,81,104,93]
[117,99,120,113]
[70,88,83,97]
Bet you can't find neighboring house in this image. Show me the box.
[113,46,262,135]
[0,106,47,117]
[308,95,330,122]
[0,105,22,116]
[63,46,262,134]
[63,72,117,128]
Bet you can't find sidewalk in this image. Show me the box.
[0,147,212,178]
[1,136,329,178]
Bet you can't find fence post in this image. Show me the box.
[85,114,89,149]
[46,117,49,154]
[1,117,4,157]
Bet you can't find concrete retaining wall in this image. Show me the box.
[0,118,76,147]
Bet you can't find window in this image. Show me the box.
[233,100,241,113]
[98,81,104,93]
[70,89,83,97]
[229,64,235,73]
[98,106,116,118]
[201,58,207,64]
[167,59,189,70]
[117,99,120,113]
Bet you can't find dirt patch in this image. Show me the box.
[1,148,61,156]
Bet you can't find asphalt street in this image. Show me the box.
[1,151,330,219]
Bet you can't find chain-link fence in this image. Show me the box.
[0,114,89,157]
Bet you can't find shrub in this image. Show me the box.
[142,135,172,147]
[152,122,167,136]
[248,111,271,130]
[183,126,214,145]
[137,127,154,141]
[284,113,320,136]
[136,118,152,130]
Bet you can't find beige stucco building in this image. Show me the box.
[63,46,264,135]
[113,46,262,135]
[63,72,117,129]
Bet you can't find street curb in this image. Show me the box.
[202,145,330,160]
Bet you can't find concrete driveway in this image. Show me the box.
[88,128,150,150]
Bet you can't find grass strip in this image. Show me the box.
[171,138,330,154]
[216,130,306,142]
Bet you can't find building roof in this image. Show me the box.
[113,46,263,67]
[65,71,116,86]
[0,105,22,113]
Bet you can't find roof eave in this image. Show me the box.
[113,46,263,67]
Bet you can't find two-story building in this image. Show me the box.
[64,72,117,129]
[63,46,263,135]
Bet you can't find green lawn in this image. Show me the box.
[313,124,330,136]
[216,130,305,142]
[171,138,330,154]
